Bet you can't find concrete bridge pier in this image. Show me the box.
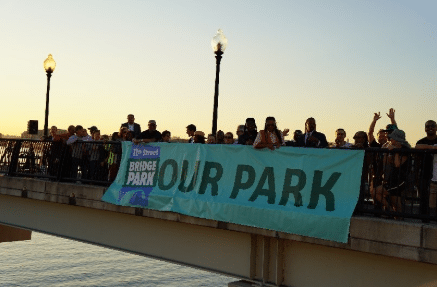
[0,224,31,243]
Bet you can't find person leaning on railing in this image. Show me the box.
[216,130,225,144]
[86,130,108,181]
[121,114,141,139]
[352,131,369,148]
[135,120,162,144]
[372,129,412,215]
[285,130,302,147]
[43,126,66,177]
[160,130,171,143]
[367,109,400,202]
[66,125,86,179]
[238,118,258,145]
[206,134,216,144]
[295,117,328,148]
[107,130,124,182]
[193,131,206,144]
[253,117,284,150]
[235,125,245,144]
[224,132,234,144]
[331,128,352,148]
[58,125,75,142]
[415,120,437,217]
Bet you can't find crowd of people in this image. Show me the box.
[34,109,437,218]
[41,109,402,148]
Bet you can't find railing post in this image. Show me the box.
[8,140,22,176]
[56,143,68,182]
[420,151,430,222]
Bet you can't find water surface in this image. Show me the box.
[0,232,234,286]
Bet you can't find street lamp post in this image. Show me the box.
[211,29,227,136]
[43,54,56,138]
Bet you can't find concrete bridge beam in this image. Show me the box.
[1,177,437,286]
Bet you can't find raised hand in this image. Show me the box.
[386,108,395,121]
[373,112,381,122]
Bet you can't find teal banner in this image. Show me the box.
[102,142,364,243]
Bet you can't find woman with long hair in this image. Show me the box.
[352,131,369,148]
[253,116,284,150]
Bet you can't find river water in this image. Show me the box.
[0,232,234,286]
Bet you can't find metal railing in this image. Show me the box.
[355,147,437,222]
[1,139,436,222]
[0,139,121,186]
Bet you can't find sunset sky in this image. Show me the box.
[1,0,436,144]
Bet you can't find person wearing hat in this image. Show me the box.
[121,114,142,139]
[135,120,161,143]
[88,126,99,136]
[66,125,87,179]
[238,118,258,145]
[378,124,398,149]
[372,129,411,214]
[386,129,410,149]
[383,124,398,135]
[89,126,97,133]
[92,129,101,141]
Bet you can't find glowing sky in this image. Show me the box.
[1,0,436,144]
